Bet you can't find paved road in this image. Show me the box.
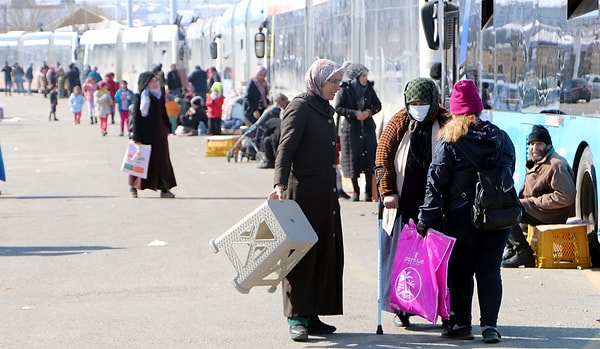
[0,94,599,348]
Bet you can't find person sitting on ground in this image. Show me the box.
[222,97,245,132]
[502,125,577,268]
[257,93,289,169]
[175,96,206,136]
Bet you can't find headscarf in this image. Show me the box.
[305,59,343,99]
[252,66,269,109]
[347,63,368,81]
[348,63,369,103]
[403,77,441,171]
[137,71,161,116]
[138,71,156,93]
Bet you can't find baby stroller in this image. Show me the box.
[226,105,281,163]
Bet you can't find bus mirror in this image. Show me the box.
[210,41,218,59]
[421,2,439,50]
[421,1,459,50]
[255,32,265,58]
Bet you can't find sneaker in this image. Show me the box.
[160,190,175,198]
[482,328,502,343]
[289,325,308,342]
[129,188,138,198]
[442,325,475,340]
[502,250,536,268]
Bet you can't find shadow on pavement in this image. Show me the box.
[0,245,124,257]
[0,195,117,199]
[302,325,600,348]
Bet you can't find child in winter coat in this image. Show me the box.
[205,81,225,135]
[94,81,113,136]
[82,77,98,124]
[68,85,85,124]
[48,85,59,121]
[165,94,181,134]
[114,80,134,136]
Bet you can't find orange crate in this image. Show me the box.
[527,224,592,269]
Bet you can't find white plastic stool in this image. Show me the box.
[210,200,318,294]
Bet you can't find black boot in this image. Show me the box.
[337,189,350,199]
[502,248,535,268]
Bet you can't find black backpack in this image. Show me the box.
[455,138,522,231]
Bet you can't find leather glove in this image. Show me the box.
[416,221,429,238]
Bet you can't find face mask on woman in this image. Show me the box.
[408,105,430,122]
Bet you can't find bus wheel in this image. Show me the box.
[575,146,600,266]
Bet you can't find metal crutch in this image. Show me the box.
[374,165,385,335]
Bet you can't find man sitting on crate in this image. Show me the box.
[502,125,577,268]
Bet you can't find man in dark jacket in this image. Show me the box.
[167,64,182,97]
[257,93,289,169]
[2,62,12,96]
[502,125,576,268]
[187,65,208,97]
[66,63,81,93]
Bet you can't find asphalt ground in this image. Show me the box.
[0,93,599,349]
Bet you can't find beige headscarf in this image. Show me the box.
[304,59,343,99]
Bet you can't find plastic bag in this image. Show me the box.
[389,220,455,323]
[120,141,151,179]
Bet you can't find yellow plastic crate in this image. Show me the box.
[527,224,592,269]
[205,135,239,157]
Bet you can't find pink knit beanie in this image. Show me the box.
[449,79,483,115]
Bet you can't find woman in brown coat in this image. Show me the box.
[269,59,344,342]
[129,71,177,198]
[374,77,450,326]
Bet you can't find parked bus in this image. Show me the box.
[421,0,600,265]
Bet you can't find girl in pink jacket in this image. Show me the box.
[82,77,98,124]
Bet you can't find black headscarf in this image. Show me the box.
[138,71,155,93]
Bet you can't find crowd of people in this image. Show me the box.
[0,60,242,139]
[2,57,579,345]
[264,58,578,346]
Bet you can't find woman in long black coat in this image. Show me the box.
[269,59,345,342]
[335,63,382,201]
[129,71,177,198]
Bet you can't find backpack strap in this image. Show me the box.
[452,133,506,198]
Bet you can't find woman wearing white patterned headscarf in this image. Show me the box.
[268,59,344,342]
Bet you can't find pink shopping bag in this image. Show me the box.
[425,229,455,321]
[389,220,439,323]
[389,220,455,323]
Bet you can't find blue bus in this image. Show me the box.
[421,0,600,265]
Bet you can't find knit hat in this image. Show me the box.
[191,96,203,106]
[98,81,107,88]
[528,125,552,145]
[449,79,483,115]
[211,81,222,92]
